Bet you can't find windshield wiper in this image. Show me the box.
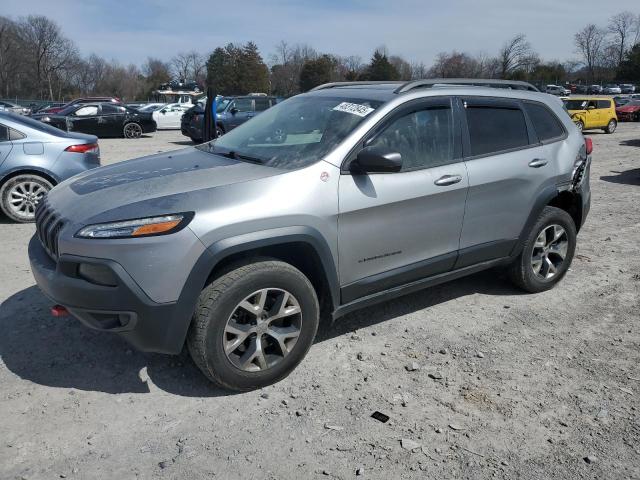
[218,149,265,165]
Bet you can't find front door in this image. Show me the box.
[226,98,254,130]
[338,97,468,303]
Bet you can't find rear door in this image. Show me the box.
[456,96,554,267]
[338,97,468,302]
[68,105,99,135]
[597,99,613,126]
[0,123,13,166]
[97,104,126,136]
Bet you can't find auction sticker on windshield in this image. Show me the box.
[332,102,375,117]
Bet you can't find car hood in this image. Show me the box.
[46,147,284,225]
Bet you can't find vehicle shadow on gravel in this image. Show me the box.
[600,168,640,186]
[316,269,521,341]
[1,270,521,397]
[0,286,233,397]
[170,140,195,146]
[619,139,640,148]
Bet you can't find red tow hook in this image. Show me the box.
[51,305,69,317]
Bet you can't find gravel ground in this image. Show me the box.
[0,126,639,480]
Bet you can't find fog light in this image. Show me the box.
[78,263,118,286]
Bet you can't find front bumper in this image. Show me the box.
[28,235,199,354]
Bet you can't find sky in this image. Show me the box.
[3,0,639,67]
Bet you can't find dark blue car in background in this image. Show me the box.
[181,95,278,143]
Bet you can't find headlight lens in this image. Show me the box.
[75,213,192,239]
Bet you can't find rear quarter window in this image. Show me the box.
[466,106,529,156]
[597,100,611,109]
[524,102,565,142]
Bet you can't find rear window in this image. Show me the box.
[524,102,565,142]
[0,124,8,141]
[466,106,529,156]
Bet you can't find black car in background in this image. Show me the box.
[181,95,277,143]
[160,79,201,92]
[33,103,156,138]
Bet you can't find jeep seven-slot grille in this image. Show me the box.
[35,200,64,259]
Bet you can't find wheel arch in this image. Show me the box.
[0,168,59,189]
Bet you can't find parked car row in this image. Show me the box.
[181,95,278,142]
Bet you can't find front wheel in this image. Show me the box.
[123,122,143,139]
[604,119,617,134]
[187,259,320,391]
[508,206,577,293]
[0,174,53,223]
[574,120,584,132]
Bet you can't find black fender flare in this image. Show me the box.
[510,184,560,258]
[167,226,340,351]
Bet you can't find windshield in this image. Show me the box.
[564,100,589,110]
[196,95,383,169]
[624,100,640,107]
[216,98,231,113]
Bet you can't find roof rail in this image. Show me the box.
[309,81,403,91]
[395,78,540,93]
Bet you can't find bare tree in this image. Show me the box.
[607,11,639,66]
[498,34,538,78]
[0,17,21,97]
[18,15,77,99]
[575,24,607,82]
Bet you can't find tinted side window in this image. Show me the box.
[0,124,8,142]
[232,99,252,112]
[9,128,26,140]
[101,104,120,114]
[466,106,529,156]
[524,103,565,142]
[367,106,455,171]
[254,98,270,111]
[597,100,611,109]
[75,106,98,116]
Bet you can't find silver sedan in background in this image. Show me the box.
[0,112,100,222]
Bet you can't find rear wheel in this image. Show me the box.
[508,206,577,293]
[604,119,617,134]
[123,122,143,139]
[0,174,53,223]
[187,259,320,391]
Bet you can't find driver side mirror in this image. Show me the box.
[350,148,402,174]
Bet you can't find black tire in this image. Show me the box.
[604,119,617,134]
[123,122,143,139]
[508,206,577,293]
[0,174,53,223]
[187,259,320,391]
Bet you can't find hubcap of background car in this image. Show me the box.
[531,224,568,280]
[8,181,48,218]
[608,121,616,132]
[124,123,142,139]
[223,288,302,372]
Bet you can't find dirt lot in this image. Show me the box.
[1,126,639,480]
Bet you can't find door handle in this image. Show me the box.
[528,158,548,168]
[434,174,463,186]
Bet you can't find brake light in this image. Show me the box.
[584,137,593,155]
[65,143,99,154]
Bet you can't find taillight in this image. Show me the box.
[65,143,99,154]
[584,137,593,155]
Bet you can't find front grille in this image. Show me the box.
[35,200,65,259]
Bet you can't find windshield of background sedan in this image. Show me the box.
[196,96,383,169]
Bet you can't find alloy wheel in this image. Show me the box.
[124,123,142,139]
[223,288,302,372]
[531,224,568,280]
[7,181,48,219]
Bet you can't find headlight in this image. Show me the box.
[75,213,193,239]
[41,116,51,122]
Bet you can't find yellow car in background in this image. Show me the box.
[564,97,618,133]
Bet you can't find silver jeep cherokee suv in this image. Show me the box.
[29,79,591,391]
